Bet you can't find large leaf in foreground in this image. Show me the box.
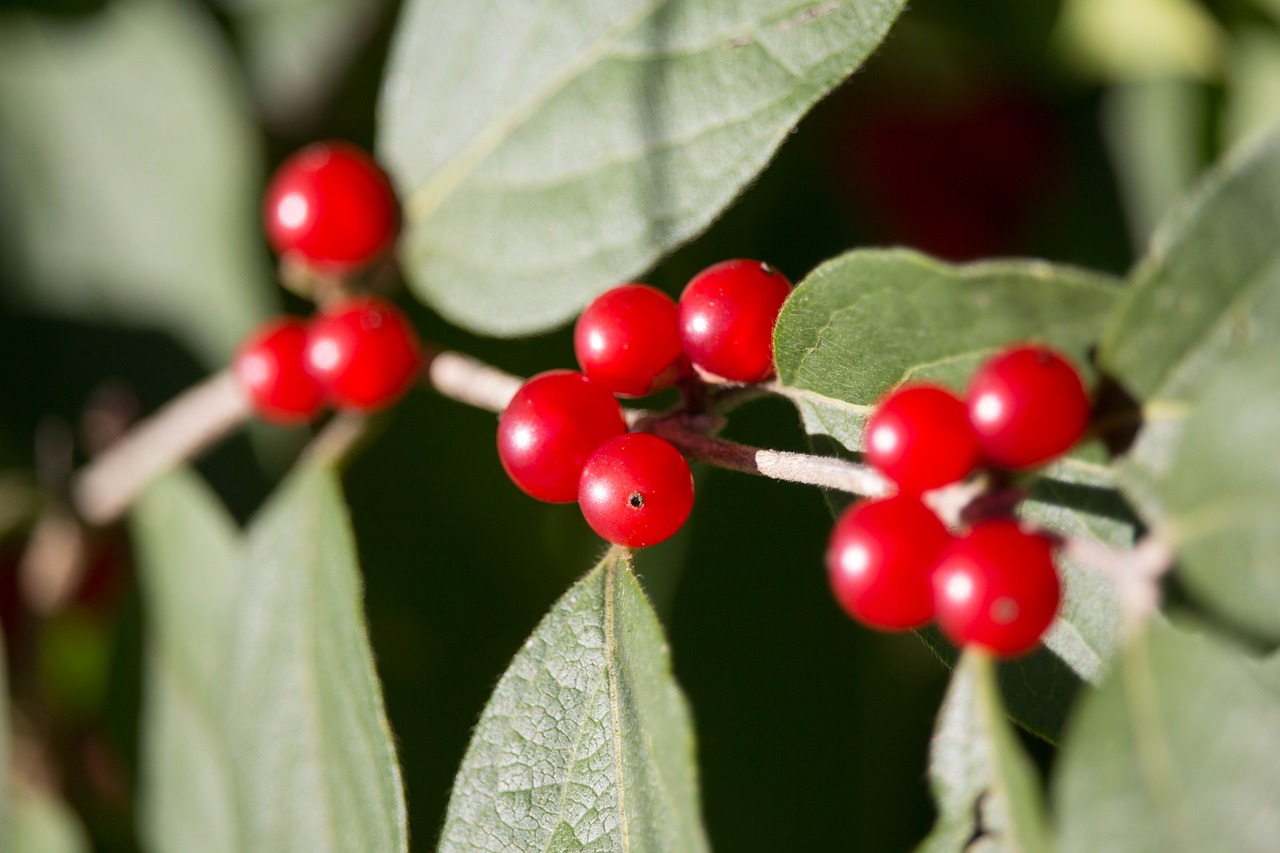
[132,470,243,853]
[1098,130,1280,519]
[1097,130,1280,636]
[774,248,1126,734]
[378,0,906,335]
[1157,342,1280,638]
[225,464,407,853]
[0,0,275,366]
[1054,622,1280,852]
[439,549,709,852]
[917,653,1052,853]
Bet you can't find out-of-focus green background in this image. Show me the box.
[0,0,1274,849]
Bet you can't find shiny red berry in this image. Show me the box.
[579,433,694,547]
[826,496,952,631]
[967,344,1091,469]
[497,371,628,503]
[264,141,399,272]
[677,259,792,382]
[932,520,1061,658]
[305,296,421,412]
[864,384,980,494]
[233,318,325,424]
[575,284,687,397]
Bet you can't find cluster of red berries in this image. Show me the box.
[234,141,419,423]
[827,345,1092,658]
[498,260,792,548]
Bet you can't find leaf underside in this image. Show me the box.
[439,549,709,853]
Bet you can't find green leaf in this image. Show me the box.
[1098,130,1280,635]
[439,549,710,852]
[773,248,1127,732]
[4,783,90,853]
[0,0,276,367]
[1222,28,1280,153]
[378,0,907,336]
[1054,622,1280,853]
[1052,0,1224,81]
[1158,341,1280,638]
[1100,130,1280,408]
[917,652,1054,853]
[132,469,243,853]
[225,463,408,852]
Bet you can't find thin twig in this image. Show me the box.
[72,371,249,525]
[422,350,521,413]
[641,417,891,497]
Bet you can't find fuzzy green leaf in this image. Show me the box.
[1099,130,1280,637]
[132,470,243,853]
[918,652,1054,853]
[774,248,1127,736]
[225,463,407,853]
[1054,622,1280,853]
[0,0,275,366]
[1158,342,1280,638]
[439,549,709,852]
[378,0,906,336]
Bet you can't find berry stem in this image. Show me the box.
[641,417,892,497]
[72,370,249,525]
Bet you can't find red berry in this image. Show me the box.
[677,259,792,382]
[966,344,1091,469]
[826,496,951,631]
[864,384,980,494]
[575,284,687,397]
[305,296,421,412]
[264,141,399,272]
[579,434,694,547]
[497,371,628,503]
[932,520,1061,658]
[234,318,325,424]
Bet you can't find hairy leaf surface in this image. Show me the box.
[379,0,906,335]
[439,549,709,852]
[1055,622,1280,853]
[226,464,408,853]
[917,653,1053,853]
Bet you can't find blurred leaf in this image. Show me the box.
[1102,80,1207,248]
[1158,342,1280,638]
[0,0,276,367]
[1054,621,1280,853]
[4,783,90,853]
[1222,28,1280,154]
[1099,130,1280,634]
[132,469,243,853]
[221,0,383,127]
[225,463,407,852]
[774,248,1125,733]
[1053,0,1224,81]
[1099,130,1280,408]
[439,549,710,852]
[378,0,907,336]
[917,652,1053,853]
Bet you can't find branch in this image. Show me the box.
[72,371,249,525]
